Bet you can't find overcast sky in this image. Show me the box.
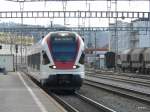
[0,0,149,27]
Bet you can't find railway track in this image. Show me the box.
[86,73,150,88]
[22,71,116,112]
[84,78,150,104]
[49,92,116,112]
[86,69,150,80]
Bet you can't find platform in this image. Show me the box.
[0,72,67,112]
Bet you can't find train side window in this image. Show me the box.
[79,52,85,64]
[42,52,50,65]
[82,37,84,42]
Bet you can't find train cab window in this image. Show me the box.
[42,52,50,65]
[50,33,77,62]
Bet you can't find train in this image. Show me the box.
[104,48,150,74]
[104,52,116,69]
[120,47,150,73]
[27,31,85,91]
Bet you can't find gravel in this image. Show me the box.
[78,84,150,112]
[59,94,105,112]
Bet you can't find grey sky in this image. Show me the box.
[0,0,149,27]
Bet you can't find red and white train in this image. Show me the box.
[27,31,85,91]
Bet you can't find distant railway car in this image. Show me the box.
[130,48,146,72]
[120,47,150,73]
[143,48,150,73]
[27,31,85,91]
[120,49,133,72]
[104,52,116,68]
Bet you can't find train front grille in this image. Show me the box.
[57,74,73,85]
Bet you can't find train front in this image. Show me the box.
[41,31,85,90]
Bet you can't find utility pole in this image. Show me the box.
[114,0,118,54]
[87,3,92,48]
[62,1,67,26]
[149,0,150,46]
[114,0,118,70]
[107,0,111,51]
[19,2,24,65]
[78,10,80,35]
[94,31,97,69]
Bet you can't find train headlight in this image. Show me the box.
[73,65,77,69]
[53,65,56,69]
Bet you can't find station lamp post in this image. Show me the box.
[15,44,18,71]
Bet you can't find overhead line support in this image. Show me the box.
[0,11,149,19]
[5,0,150,2]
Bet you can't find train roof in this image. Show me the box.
[48,31,78,35]
[105,51,115,54]
[42,31,80,41]
[131,48,146,55]
[121,49,133,55]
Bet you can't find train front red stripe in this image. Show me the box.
[55,61,74,69]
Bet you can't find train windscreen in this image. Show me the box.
[51,33,77,61]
